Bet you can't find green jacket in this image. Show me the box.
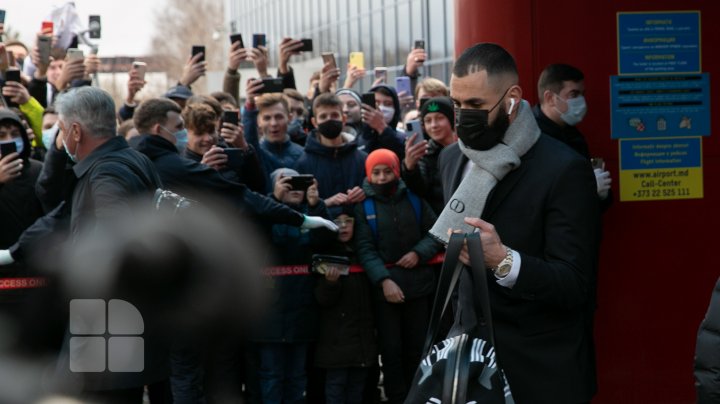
[354,178,441,299]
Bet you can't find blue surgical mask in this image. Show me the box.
[42,124,59,151]
[173,128,189,152]
[556,95,587,126]
[61,137,78,163]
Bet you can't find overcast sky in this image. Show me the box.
[2,0,164,56]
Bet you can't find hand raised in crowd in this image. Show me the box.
[278,37,303,75]
[247,45,270,78]
[228,40,248,71]
[405,47,427,76]
[84,54,100,78]
[245,78,264,107]
[361,103,387,133]
[382,278,405,303]
[126,67,146,105]
[179,52,207,87]
[319,61,341,94]
[56,57,85,90]
[457,217,508,268]
[345,186,365,204]
[324,266,341,283]
[396,251,419,269]
[2,81,30,105]
[307,179,321,207]
[403,133,428,170]
[343,63,366,89]
[220,120,247,150]
[0,152,23,184]
[324,192,349,207]
[273,174,293,201]
[201,146,229,171]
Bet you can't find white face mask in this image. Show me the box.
[42,123,60,151]
[556,95,587,126]
[378,105,395,124]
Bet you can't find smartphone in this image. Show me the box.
[406,119,423,144]
[259,77,284,93]
[191,45,205,63]
[361,92,376,108]
[37,35,52,65]
[88,15,101,39]
[311,254,351,276]
[132,61,147,81]
[0,141,17,157]
[299,38,313,52]
[41,21,54,35]
[67,48,84,61]
[349,52,364,69]
[230,33,244,47]
[374,67,388,82]
[0,10,5,24]
[395,76,412,96]
[222,110,239,126]
[414,39,425,50]
[252,33,266,48]
[321,52,336,69]
[0,51,9,72]
[591,157,604,170]
[4,69,20,83]
[288,174,315,191]
[224,148,244,170]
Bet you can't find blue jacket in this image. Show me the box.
[294,131,367,207]
[243,107,304,192]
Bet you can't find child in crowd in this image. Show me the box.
[354,148,441,404]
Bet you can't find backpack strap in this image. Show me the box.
[364,190,423,241]
[363,197,378,240]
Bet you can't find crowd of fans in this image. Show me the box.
[0,13,613,404]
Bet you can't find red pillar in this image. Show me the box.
[454,0,536,100]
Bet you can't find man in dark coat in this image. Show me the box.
[437,43,600,404]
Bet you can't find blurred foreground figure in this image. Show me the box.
[0,200,267,404]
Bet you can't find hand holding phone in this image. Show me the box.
[191,45,205,63]
[299,39,313,52]
[361,92,376,108]
[230,33,244,47]
[349,52,364,70]
[395,76,412,97]
[289,174,315,191]
[132,61,147,81]
[252,33,266,49]
[321,52,336,69]
[259,77,284,93]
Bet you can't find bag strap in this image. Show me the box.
[465,232,495,346]
[364,190,422,242]
[423,232,465,354]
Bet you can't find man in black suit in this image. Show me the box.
[437,43,600,403]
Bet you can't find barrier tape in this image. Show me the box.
[0,277,49,290]
[262,253,445,277]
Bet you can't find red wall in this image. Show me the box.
[455,0,720,402]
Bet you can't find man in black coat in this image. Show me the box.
[437,43,600,404]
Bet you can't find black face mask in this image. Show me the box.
[456,89,511,151]
[318,119,344,139]
[371,179,398,197]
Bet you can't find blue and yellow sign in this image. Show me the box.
[619,137,703,201]
[610,74,711,139]
[617,11,701,75]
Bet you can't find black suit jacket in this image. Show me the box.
[438,135,600,404]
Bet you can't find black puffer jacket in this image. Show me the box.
[314,243,377,368]
[695,276,720,403]
[354,178,441,300]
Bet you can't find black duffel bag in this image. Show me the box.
[405,232,514,404]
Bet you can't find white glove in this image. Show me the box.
[301,215,339,232]
[0,250,15,266]
[594,168,612,200]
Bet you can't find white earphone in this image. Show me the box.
[508,98,516,115]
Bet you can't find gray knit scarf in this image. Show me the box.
[429,100,541,244]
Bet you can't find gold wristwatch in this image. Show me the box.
[492,246,513,278]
